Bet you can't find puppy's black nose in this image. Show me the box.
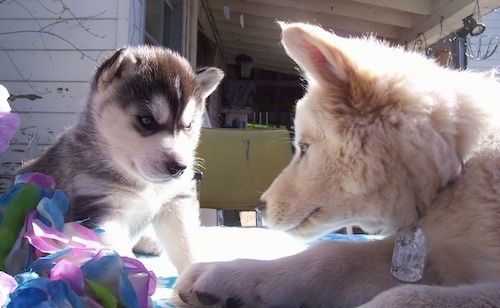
[255,201,267,215]
[167,162,186,177]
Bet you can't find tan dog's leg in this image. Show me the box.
[172,239,402,307]
[360,281,500,307]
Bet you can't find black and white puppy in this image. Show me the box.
[19,46,224,273]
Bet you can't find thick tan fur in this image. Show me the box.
[173,23,500,307]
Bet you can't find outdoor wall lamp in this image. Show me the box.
[457,14,486,37]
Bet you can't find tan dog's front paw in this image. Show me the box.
[171,257,318,308]
[171,260,270,307]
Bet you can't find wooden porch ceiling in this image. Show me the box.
[199,0,499,75]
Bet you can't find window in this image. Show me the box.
[144,0,182,51]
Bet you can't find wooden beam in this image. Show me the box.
[211,10,278,30]
[216,21,281,40]
[198,2,216,43]
[218,30,280,48]
[351,0,431,15]
[211,9,358,38]
[223,40,288,57]
[209,0,400,39]
[246,0,414,28]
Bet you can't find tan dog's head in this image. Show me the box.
[259,22,493,239]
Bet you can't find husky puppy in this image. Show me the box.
[19,46,224,273]
[173,23,500,306]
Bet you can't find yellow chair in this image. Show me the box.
[196,128,293,226]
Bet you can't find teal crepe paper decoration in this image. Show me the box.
[0,172,157,306]
[7,286,48,307]
[45,279,84,308]
[81,252,139,308]
[7,276,83,308]
[30,247,73,273]
[36,189,69,231]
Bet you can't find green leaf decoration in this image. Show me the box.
[85,279,118,308]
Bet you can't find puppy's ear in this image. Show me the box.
[94,48,138,93]
[195,67,224,100]
[280,22,353,85]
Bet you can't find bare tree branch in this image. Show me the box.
[0,0,109,90]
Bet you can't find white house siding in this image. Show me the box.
[0,0,145,192]
[466,8,500,72]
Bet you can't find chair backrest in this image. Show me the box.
[197,128,293,211]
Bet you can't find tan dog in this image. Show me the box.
[173,23,500,307]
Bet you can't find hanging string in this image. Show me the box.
[474,0,481,22]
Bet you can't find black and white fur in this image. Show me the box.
[18,46,224,273]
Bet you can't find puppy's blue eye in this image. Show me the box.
[137,116,156,129]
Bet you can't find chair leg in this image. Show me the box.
[345,226,354,234]
[217,209,224,226]
[256,211,263,227]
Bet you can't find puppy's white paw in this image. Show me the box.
[133,234,163,255]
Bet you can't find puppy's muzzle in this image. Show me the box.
[166,161,186,177]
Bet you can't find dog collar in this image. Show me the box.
[390,224,428,282]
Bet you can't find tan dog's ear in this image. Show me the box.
[94,48,138,93]
[195,67,224,100]
[279,22,353,86]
